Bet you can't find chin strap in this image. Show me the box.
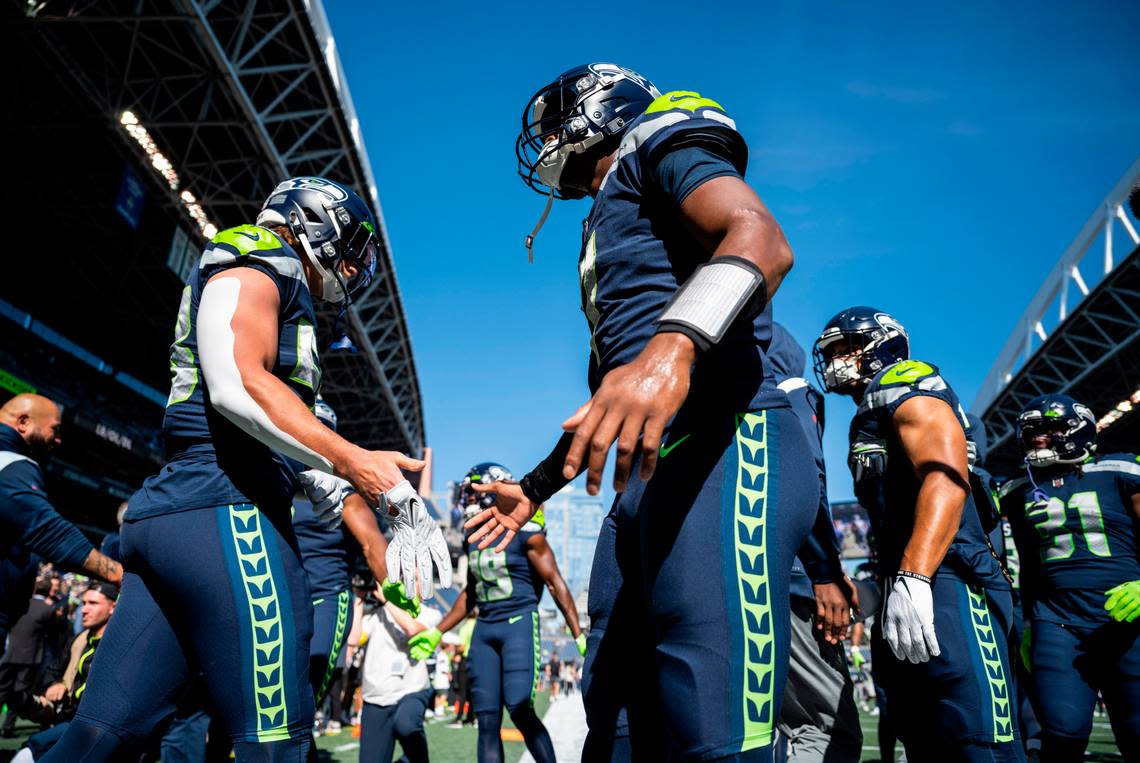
[328,270,357,352]
[524,188,555,264]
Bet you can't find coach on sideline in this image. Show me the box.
[0,394,123,647]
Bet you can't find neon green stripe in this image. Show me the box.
[227,504,288,742]
[967,585,1014,742]
[530,611,540,705]
[734,411,774,751]
[316,589,351,703]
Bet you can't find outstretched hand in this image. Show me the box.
[463,481,537,553]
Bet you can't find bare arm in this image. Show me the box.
[435,568,476,635]
[379,589,426,638]
[526,535,582,638]
[345,595,366,661]
[1131,492,1140,522]
[81,549,122,585]
[894,396,971,578]
[341,493,389,584]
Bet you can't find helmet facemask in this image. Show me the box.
[812,318,909,394]
[1017,401,1097,468]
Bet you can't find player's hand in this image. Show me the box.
[385,481,453,599]
[43,683,68,703]
[338,449,424,509]
[850,645,866,669]
[883,575,940,664]
[297,470,355,530]
[464,482,537,552]
[576,632,587,657]
[381,579,421,618]
[1105,580,1140,622]
[813,578,856,644]
[561,333,695,495]
[408,627,442,661]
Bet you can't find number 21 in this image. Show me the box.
[1026,490,1111,562]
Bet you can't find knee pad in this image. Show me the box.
[476,712,504,763]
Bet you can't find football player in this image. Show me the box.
[999,394,1140,761]
[813,306,1023,762]
[40,177,447,762]
[408,463,584,763]
[465,63,817,761]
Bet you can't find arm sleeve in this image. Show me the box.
[798,475,843,584]
[650,144,742,206]
[2,462,93,569]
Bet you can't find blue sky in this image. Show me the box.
[326,1,1140,502]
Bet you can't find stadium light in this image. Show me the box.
[119,110,217,239]
[1096,386,1140,431]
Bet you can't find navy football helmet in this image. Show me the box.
[1017,393,1097,468]
[458,462,513,515]
[812,307,910,393]
[256,177,378,305]
[517,63,660,200]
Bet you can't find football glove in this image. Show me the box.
[850,645,866,669]
[381,580,421,618]
[408,627,442,662]
[297,470,355,530]
[1105,580,1140,623]
[385,480,453,599]
[576,633,587,657]
[883,575,940,664]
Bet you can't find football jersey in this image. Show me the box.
[128,225,320,520]
[464,516,545,621]
[848,360,1008,589]
[578,91,785,410]
[292,496,355,600]
[1000,454,1140,625]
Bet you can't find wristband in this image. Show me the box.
[655,255,767,352]
[896,570,932,585]
[520,431,576,505]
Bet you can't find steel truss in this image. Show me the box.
[18,0,424,455]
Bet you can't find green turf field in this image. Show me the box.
[0,691,1124,761]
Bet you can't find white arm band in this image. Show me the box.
[655,255,767,352]
[197,277,333,472]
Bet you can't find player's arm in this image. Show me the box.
[408,567,475,661]
[80,549,123,585]
[379,586,427,638]
[526,534,583,639]
[561,168,794,496]
[802,479,856,644]
[894,396,971,577]
[1104,483,1140,622]
[197,267,421,504]
[341,494,389,586]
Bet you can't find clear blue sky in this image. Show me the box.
[326,1,1140,502]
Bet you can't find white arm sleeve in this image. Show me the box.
[197,276,333,472]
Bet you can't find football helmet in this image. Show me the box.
[256,177,378,305]
[458,462,513,516]
[1017,393,1097,468]
[517,63,660,200]
[313,396,337,432]
[812,306,910,393]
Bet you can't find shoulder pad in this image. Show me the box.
[1082,457,1140,479]
[0,451,33,473]
[645,91,731,118]
[211,225,284,254]
[859,360,949,412]
[200,224,305,283]
[521,507,546,534]
[997,477,1029,500]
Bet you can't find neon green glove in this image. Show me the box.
[1020,623,1032,672]
[576,632,587,657]
[408,627,442,661]
[1105,580,1140,623]
[850,645,865,669]
[381,579,421,618]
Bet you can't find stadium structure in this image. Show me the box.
[3,1,424,535]
[974,160,1140,477]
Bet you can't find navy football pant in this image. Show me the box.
[1028,617,1140,761]
[39,504,314,762]
[310,588,352,705]
[583,405,818,761]
[873,575,1024,762]
[1008,600,1041,753]
[468,610,554,763]
[358,689,431,763]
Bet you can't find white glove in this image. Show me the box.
[385,480,454,599]
[297,470,355,530]
[883,575,940,664]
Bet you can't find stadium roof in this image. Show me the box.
[976,159,1140,476]
[14,0,425,456]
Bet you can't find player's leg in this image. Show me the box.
[1091,622,1140,760]
[38,567,192,761]
[636,404,817,761]
[1029,619,1096,761]
[309,588,353,705]
[502,611,555,763]
[468,620,505,763]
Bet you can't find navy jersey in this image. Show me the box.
[1000,454,1140,625]
[292,496,354,600]
[848,360,1007,588]
[464,518,545,621]
[578,91,784,410]
[128,225,320,520]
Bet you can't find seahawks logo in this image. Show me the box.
[588,63,655,94]
[269,177,348,203]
